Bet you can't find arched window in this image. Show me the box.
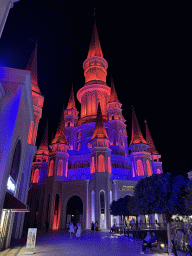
[137,159,144,176]
[146,160,152,176]
[132,162,135,177]
[48,160,54,176]
[108,157,111,173]
[157,168,161,174]
[65,161,68,177]
[91,157,95,174]
[33,169,39,183]
[53,194,60,229]
[10,139,21,182]
[57,160,63,176]
[91,191,95,222]
[98,155,105,172]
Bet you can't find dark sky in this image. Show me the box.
[0,1,191,176]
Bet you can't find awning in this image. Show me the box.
[3,191,30,212]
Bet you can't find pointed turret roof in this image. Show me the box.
[108,77,120,103]
[144,120,159,155]
[66,84,77,110]
[52,108,67,144]
[130,107,147,146]
[26,43,41,94]
[36,121,49,155]
[87,21,103,59]
[91,102,109,140]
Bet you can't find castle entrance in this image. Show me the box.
[66,196,83,226]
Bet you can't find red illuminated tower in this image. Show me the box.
[129,107,152,177]
[26,44,44,146]
[31,121,49,184]
[107,77,128,156]
[77,20,110,124]
[64,85,79,150]
[145,120,162,174]
[44,109,69,230]
[90,103,112,229]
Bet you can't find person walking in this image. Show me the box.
[69,222,74,239]
[76,223,82,240]
[91,221,95,231]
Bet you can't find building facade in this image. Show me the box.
[27,22,163,231]
[0,45,44,250]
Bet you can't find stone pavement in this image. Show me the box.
[0,230,188,256]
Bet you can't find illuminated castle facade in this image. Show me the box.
[27,22,163,230]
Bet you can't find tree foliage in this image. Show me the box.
[134,173,192,217]
[110,195,139,217]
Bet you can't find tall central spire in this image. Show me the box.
[87,21,103,59]
[130,107,147,146]
[82,17,108,84]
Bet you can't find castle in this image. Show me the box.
[27,21,163,231]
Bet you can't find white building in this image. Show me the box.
[0,45,44,250]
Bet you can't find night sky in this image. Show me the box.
[0,1,191,176]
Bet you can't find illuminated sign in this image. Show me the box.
[7,176,16,194]
[119,185,134,191]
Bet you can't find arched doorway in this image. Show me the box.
[66,196,83,225]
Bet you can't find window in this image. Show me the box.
[146,160,152,176]
[132,162,135,177]
[91,157,95,173]
[108,157,111,173]
[57,160,63,176]
[137,159,144,176]
[48,160,54,176]
[98,155,105,172]
[10,140,21,182]
[33,169,39,183]
[68,122,70,127]
[100,191,105,210]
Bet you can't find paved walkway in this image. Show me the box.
[0,230,187,256]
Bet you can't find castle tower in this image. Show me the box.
[89,103,112,230]
[26,44,44,146]
[31,121,49,185]
[107,77,128,156]
[64,85,79,150]
[77,21,110,125]
[129,107,152,177]
[145,120,162,174]
[44,109,69,230]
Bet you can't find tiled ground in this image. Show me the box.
[0,230,186,256]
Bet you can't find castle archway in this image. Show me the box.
[66,196,83,225]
